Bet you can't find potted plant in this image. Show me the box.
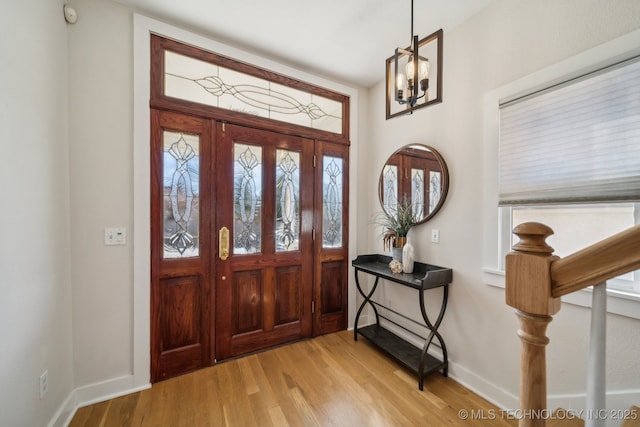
[375,198,418,258]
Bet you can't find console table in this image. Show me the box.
[352,254,452,390]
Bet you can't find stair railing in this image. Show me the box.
[505,222,640,427]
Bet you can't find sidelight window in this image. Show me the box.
[162,131,200,258]
[322,156,344,248]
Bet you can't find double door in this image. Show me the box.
[150,110,348,381]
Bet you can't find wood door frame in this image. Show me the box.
[148,32,351,379]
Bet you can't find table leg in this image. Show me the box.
[354,271,379,341]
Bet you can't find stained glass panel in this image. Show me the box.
[430,171,442,213]
[411,168,425,219]
[275,149,300,252]
[382,165,398,213]
[163,131,200,258]
[164,51,343,134]
[234,144,262,254]
[322,156,343,248]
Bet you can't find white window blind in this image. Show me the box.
[499,56,640,206]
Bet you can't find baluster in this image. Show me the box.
[506,222,561,427]
[585,282,606,427]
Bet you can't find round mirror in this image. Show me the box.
[378,144,449,225]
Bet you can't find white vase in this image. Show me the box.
[402,241,414,273]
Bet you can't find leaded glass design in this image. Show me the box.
[165,51,343,134]
[382,165,398,214]
[411,168,425,219]
[163,131,200,258]
[275,150,300,252]
[234,144,262,254]
[430,171,442,213]
[322,156,343,248]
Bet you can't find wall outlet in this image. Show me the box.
[104,227,127,245]
[39,370,48,399]
[431,229,440,243]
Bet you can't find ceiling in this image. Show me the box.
[115,0,495,88]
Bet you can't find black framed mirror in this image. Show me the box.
[378,144,449,225]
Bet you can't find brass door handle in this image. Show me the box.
[219,226,230,260]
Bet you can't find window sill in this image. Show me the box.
[483,268,640,320]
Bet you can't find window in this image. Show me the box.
[497,55,640,297]
[504,204,640,295]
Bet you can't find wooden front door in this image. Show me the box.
[215,123,314,360]
[151,114,348,381]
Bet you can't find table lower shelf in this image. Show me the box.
[357,325,447,384]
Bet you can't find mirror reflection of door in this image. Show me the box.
[379,144,449,224]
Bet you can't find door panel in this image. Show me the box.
[160,275,203,349]
[320,261,345,314]
[216,124,314,360]
[150,110,213,382]
[232,270,262,334]
[274,265,302,325]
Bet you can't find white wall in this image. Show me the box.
[365,0,640,415]
[0,0,74,426]
[68,0,134,387]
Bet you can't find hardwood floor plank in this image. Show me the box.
[69,400,110,427]
[238,354,260,395]
[268,406,290,427]
[70,331,522,426]
[254,349,308,426]
[102,393,140,427]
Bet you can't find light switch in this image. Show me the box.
[104,228,127,245]
[431,229,440,244]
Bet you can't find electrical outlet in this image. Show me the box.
[431,229,440,243]
[39,370,48,399]
[104,228,127,245]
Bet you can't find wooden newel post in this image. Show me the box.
[505,222,561,427]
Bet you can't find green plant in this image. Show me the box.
[374,198,418,250]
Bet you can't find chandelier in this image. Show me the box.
[386,1,443,119]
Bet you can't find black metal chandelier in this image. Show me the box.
[385,1,443,120]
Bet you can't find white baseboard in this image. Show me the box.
[447,359,520,411]
[449,362,640,427]
[49,375,150,427]
[354,319,639,426]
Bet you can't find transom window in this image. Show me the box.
[151,35,350,143]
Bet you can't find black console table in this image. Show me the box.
[352,254,452,390]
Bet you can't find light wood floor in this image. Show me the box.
[70,330,517,426]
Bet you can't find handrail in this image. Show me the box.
[551,224,640,297]
[505,222,640,427]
